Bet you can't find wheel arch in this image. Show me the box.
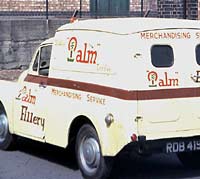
[68,115,95,148]
[0,99,14,133]
[67,114,129,157]
[0,101,7,115]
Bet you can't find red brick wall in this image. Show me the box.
[0,0,157,12]
[187,0,198,19]
[0,0,199,20]
[130,0,157,12]
[0,0,90,12]
[198,1,200,18]
[158,0,198,20]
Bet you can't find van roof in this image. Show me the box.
[57,18,200,35]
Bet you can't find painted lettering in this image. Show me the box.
[87,94,106,105]
[67,37,77,62]
[147,71,158,87]
[87,50,97,64]
[20,105,45,131]
[20,105,28,121]
[67,37,97,64]
[158,72,179,87]
[76,49,83,62]
[147,71,179,87]
[169,78,179,86]
[22,89,36,105]
[141,32,191,40]
[51,88,82,100]
[17,86,36,105]
[196,32,200,39]
[96,64,111,73]
[191,70,200,82]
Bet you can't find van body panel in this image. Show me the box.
[134,28,200,140]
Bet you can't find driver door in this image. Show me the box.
[14,44,52,140]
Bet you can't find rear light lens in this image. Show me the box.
[131,134,137,141]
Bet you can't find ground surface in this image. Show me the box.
[1,138,200,179]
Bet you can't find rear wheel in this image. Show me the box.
[0,113,15,150]
[75,124,113,179]
[177,151,200,168]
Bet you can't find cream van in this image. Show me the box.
[1,17,200,178]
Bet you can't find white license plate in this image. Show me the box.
[166,140,200,153]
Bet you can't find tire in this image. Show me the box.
[75,124,113,179]
[0,113,15,150]
[177,151,200,168]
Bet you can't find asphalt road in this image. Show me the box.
[0,138,200,179]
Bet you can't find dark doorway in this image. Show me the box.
[90,0,129,17]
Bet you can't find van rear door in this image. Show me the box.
[136,29,200,140]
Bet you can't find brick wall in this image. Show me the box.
[198,0,200,18]
[0,0,157,13]
[187,0,198,19]
[0,0,200,19]
[158,0,198,19]
[0,0,89,12]
[130,0,157,12]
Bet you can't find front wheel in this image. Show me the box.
[75,124,113,179]
[0,113,15,150]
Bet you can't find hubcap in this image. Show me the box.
[80,137,101,174]
[0,114,8,142]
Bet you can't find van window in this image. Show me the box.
[196,44,200,65]
[39,45,52,76]
[32,51,39,71]
[151,45,174,67]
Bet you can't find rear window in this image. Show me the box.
[151,45,174,67]
[196,44,200,65]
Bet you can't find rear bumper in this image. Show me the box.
[124,135,200,155]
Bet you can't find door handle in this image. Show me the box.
[39,83,47,88]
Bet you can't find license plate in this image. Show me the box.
[166,140,200,153]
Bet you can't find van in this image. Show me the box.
[0,17,200,178]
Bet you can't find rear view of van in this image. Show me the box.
[2,17,200,179]
[50,18,200,178]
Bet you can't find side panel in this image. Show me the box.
[43,30,138,155]
[45,83,138,155]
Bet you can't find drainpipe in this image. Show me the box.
[45,0,49,36]
[141,0,144,17]
[95,0,98,18]
[183,0,187,19]
[80,0,82,18]
[45,0,48,21]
